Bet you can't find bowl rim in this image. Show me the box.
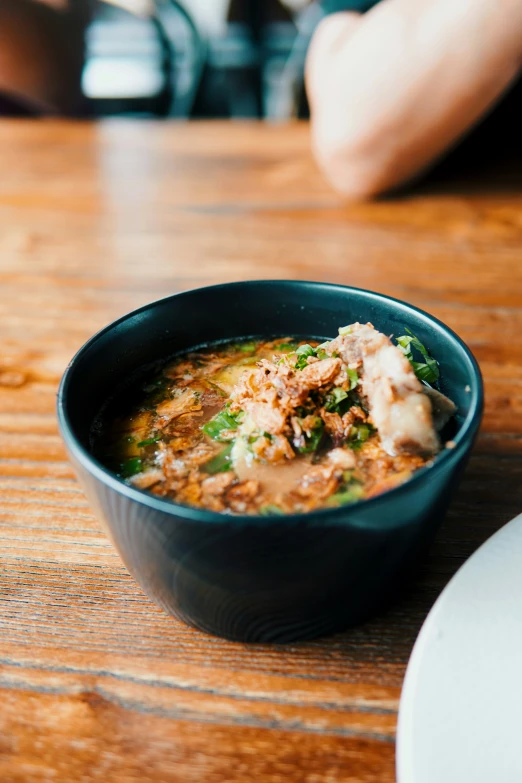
[57,280,484,527]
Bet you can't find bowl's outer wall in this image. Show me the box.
[59,282,483,642]
[69,445,473,642]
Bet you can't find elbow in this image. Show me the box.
[311,123,397,199]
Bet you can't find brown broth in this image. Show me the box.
[93,338,429,516]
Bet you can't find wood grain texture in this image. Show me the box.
[0,119,521,783]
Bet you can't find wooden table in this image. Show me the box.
[0,120,521,783]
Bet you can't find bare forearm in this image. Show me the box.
[307,0,522,197]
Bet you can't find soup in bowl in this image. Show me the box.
[58,281,483,642]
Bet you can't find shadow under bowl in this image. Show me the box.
[57,281,483,643]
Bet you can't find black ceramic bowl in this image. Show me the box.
[57,281,483,643]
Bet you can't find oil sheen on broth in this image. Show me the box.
[93,326,456,516]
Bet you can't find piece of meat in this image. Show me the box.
[321,410,345,442]
[328,323,440,457]
[251,434,295,463]
[201,472,236,496]
[156,389,201,425]
[231,357,342,436]
[129,469,164,490]
[298,357,343,389]
[249,396,287,435]
[226,479,260,513]
[297,464,341,500]
[176,479,203,507]
[366,470,413,499]
[327,448,356,470]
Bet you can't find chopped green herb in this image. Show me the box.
[275,342,297,351]
[235,342,257,353]
[201,443,234,474]
[259,505,286,516]
[346,423,374,450]
[202,410,240,441]
[296,344,315,356]
[338,325,352,336]
[315,348,328,361]
[297,418,324,454]
[328,485,365,506]
[396,329,439,386]
[346,367,359,390]
[137,436,160,448]
[317,341,331,350]
[324,387,349,412]
[295,343,315,370]
[120,457,143,478]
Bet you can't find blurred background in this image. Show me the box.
[0,0,338,121]
[2,0,520,178]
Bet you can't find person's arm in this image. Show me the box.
[0,0,88,114]
[306,0,522,198]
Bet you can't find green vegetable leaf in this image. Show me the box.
[324,387,349,412]
[236,341,257,353]
[295,343,315,370]
[346,423,374,450]
[275,342,297,351]
[120,457,143,478]
[259,505,286,516]
[396,329,439,385]
[297,418,324,454]
[137,436,160,448]
[202,443,234,474]
[328,485,365,506]
[202,410,240,441]
[411,361,438,383]
[346,367,359,390]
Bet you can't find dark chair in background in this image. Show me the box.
[0,0,312,120]
[84,0,206,118]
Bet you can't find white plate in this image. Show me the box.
[397,513,522,783]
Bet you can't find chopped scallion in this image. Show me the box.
[328,485,365,506]
[120,457,143,478]
[297,418,324,453]
[259,505,285,516]
[202,410,240,441]
[137,436,160,448]
[396,329,439,386]
[295,343,315,370]
[236,342,257,353]
[324,387,349,412]
[346,367,359,390]
[201,443,234,474]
